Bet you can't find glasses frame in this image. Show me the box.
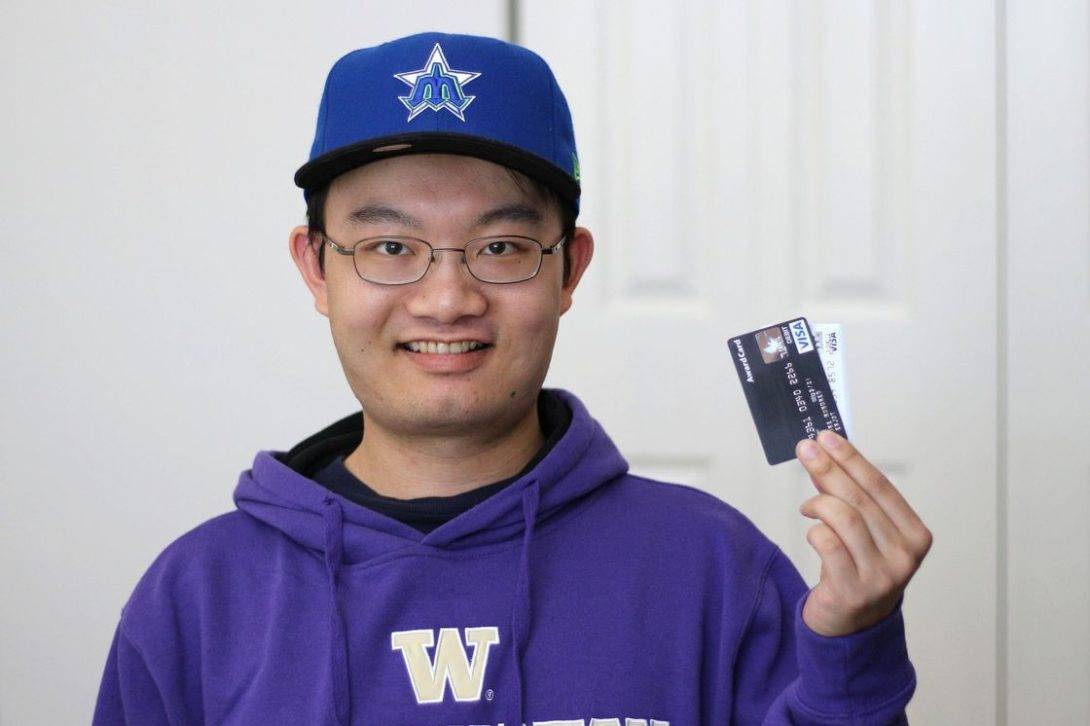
[322,230,567,285]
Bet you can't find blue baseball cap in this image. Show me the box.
[294,31,581,215]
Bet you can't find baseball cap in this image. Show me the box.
[294,31,581,215]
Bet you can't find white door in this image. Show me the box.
[529,2,999,722]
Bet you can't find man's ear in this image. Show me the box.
[559,225,594,316]
[288,225,329,318]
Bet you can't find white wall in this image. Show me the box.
[0,2,510,722]
[1005,1,1090,722]
[1,1,1085,724]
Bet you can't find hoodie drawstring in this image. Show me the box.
[322,497,351,725]
[510,479,540,726]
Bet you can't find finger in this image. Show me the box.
[814,430,933,553]
[796,437,902,555]
[800,492,886,576]
[806,521,859,583]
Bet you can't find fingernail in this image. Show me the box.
[818,430,843,449]
[798,440,820,460]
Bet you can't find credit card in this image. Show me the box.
[727,317,849,465]
[810,323,853,436]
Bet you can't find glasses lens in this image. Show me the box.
[465,237,542,283]
[354,238,431,284]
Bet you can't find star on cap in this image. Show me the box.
[394,43,482,122]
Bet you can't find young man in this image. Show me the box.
[94,31,931,725]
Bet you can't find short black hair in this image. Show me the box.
[304,165,577,286]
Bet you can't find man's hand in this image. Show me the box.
[795,430,933,637]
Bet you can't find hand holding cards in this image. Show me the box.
[728,317,851,465]
[728,318,933,640]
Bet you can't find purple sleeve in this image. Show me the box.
[92,623,172,726]
[733,548,916,724]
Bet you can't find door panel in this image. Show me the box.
[527,2,998,722]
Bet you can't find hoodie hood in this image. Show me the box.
[233,387,628,558]
[231,387,628,726]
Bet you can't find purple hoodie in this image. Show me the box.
[93,388,916,724]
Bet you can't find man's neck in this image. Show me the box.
[342,400,545,499]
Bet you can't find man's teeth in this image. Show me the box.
[404,341,488,354]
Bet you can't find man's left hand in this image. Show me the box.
[795,430,933,637]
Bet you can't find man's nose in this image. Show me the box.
[404,248,488,322]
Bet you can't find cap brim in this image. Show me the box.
[293,132,580,210]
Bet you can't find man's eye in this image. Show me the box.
[482,239,528,256]
[365,240,411,256]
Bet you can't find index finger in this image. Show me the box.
[815,430,930,547]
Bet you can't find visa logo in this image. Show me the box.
[789,319,814,354]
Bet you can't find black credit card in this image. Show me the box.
[728,317,849,465]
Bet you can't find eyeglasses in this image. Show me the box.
[322,231,566,285]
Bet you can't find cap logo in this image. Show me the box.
[394,43,481,122]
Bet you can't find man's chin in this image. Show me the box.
[409,387,534,432]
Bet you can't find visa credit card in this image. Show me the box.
[728,317,849,465]
[810,323,853,436]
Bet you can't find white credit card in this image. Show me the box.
[810,323,853,437]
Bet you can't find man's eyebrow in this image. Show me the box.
[344,203,544,230]
[470,203,544,229]
[346,204,424,230]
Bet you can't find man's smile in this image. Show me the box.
[396,340,493,373]
[397,340,492,354]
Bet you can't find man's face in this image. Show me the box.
[290,153,593,439]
